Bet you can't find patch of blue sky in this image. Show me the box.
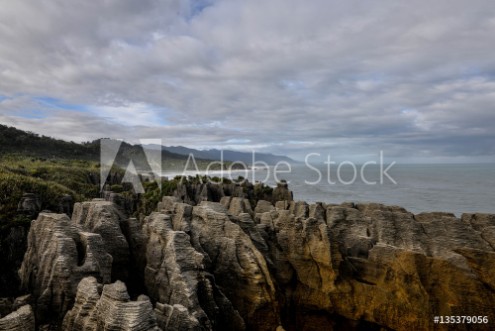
[33,96,88,112]
[459,65,482,78]
[16,109,47,119]
[185,0,214,21]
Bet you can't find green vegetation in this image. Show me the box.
[0,156,104,227]
[136,179,179,217]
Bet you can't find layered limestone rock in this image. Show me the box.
[171,179,292,206]
[254,200,275,214]
[140,210,245,330]
[189,202,281,330]
[18,213,112,325]
[173,181,239,206]
[147,196,280,330]
[272,182,293,202]
[136,196,495,330]
[63,276,160,330]
[220,196,254,216]
[260,202,495,330]
[15,192,495,331]
[72,200,130,282]
[0,305,35,331]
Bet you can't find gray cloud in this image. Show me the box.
[1,0,495,162]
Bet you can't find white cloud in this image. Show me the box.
[89,103,167,127]
[0,0,495,161]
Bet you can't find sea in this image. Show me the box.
[163,163,495,217]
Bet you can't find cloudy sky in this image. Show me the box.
[1,0,495,162]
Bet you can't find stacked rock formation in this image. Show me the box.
[170,179,293,206]
[140,208,246,330]
[18,212,112,326]
[71,200,130,282]
[9,193,495,330]
[63,276,160,330]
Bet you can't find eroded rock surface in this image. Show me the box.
[263,202,495,330]
[141,209,245,330]
[18,213,112,325]
[171,180,293,206]
[63,276,160,331]
[72,200,130,282]
[189,202,280,330]
[16,194,495,330]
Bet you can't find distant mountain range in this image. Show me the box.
[0,124,296,169]
[0,124,204,171]
[0,124,187,161]
[162,146,296,165]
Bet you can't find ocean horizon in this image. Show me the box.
[164,163,495,216]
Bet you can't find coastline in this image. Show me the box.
[160,163,495,216]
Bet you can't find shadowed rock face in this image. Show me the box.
[17,193,41,218]
[171,180,293,206]
[72,200,130,283]
[0,225,27,298]
[14,196,495,330]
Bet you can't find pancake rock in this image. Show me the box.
[18,213,112,325]
[260,201,495,330]
[188,201,280,330]
[15,190,495,330]
[72,200,130,282]
[140,207,245,330]
[63,276,160,331]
